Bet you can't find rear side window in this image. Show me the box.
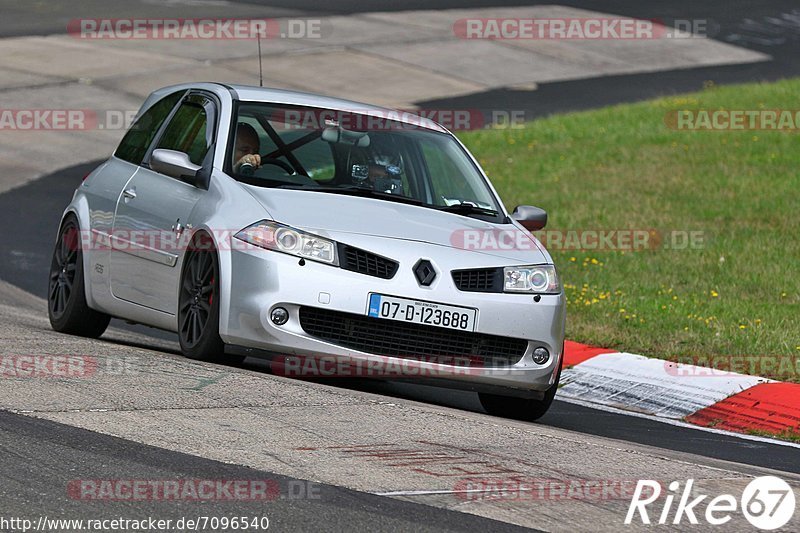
[156,101,211,165]
[114,91,182,165]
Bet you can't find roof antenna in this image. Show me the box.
[257,33,264,87]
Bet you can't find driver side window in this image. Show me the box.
[156,100,212,166]
[115,91,182,165]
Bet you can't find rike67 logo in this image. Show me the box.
[626,476,795,530]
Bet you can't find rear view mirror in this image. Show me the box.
[321,126,370,147]
[512,205,547,231]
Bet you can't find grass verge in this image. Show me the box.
[459,79,800,382]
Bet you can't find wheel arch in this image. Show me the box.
[56,195,98,310]
[177,225,234,340]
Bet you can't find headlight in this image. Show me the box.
[503,265,560,294]
[234,221,338,265]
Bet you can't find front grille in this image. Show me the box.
[452,267,504,293]
[298,306,527,367]
[338,244,398,279]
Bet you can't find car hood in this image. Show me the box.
[242,186,550,264]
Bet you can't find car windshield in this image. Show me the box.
[226,103,503,221]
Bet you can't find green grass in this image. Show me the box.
[747,428,800,443]
[458,79,800,381]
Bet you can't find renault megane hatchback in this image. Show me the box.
[48,83,565,420]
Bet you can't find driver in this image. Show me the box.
[232,123,261,174]
[364,141,404,194]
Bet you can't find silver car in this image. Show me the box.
[48,83,566,420]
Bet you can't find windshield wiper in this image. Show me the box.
[279,185,424,206]
[436,202,499,217]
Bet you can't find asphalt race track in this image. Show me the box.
[0,411,531,532]
[2,162,800,475]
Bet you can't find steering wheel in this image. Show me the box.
[259,158,296,175]
[253,158,320,187]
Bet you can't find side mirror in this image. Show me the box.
[512,205,547,231]
[151,149,202,182]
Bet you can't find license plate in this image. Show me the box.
[367,294,477,332]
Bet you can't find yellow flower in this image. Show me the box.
[739,325,746,330]
[570,257,576,262]
[710,290,718,298]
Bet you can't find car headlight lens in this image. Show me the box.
[503,265,560,294]
[235,221,338,265]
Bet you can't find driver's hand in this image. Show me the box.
[234,154,261,173]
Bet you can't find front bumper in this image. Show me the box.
[221,239,566,396]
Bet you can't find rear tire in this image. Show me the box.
[479,358,562,421]
[48,215,110,338]
[178,234,242,364]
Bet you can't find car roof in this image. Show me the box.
[224,83,448,133]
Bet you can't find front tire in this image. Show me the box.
[178,234,241,364]
[479,359,562,421]
[48,215,110,338]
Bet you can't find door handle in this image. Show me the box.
[122,188,137,200]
